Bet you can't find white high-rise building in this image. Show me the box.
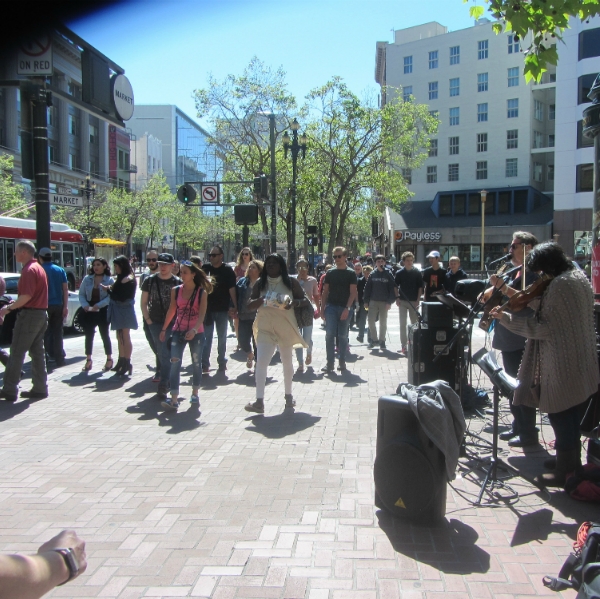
[374,18,599,266]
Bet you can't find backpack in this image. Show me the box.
[543,521,600,598]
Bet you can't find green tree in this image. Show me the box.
[0,154,29,217]
[303,79,437,256]
[468,0,600,81]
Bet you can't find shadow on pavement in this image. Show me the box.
[509,507,578,547]
[0,396,46,421]
[59,371,105,387]
[125,396,204,434]
[244,411,321,439]
[200,371,236,391]
[377,511,491,574]
[234,371,257,387]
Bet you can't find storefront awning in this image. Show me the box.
[92,238,127,246]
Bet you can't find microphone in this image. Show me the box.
[487,253,511,267]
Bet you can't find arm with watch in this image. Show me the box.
[0,293,32,318]
[0,529,86,599]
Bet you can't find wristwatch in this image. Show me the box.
[53,548,79,585]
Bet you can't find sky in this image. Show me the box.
[69,0,479,129]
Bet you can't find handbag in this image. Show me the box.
[294,293,313,328]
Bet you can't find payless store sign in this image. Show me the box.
[395,230,442,242]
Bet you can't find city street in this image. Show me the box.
[0,303,595,598]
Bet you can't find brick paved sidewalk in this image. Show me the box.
[0,305,595,598]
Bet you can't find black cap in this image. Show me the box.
[157,253,175,264]
[38,247,52,258]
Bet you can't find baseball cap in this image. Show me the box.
[38,247,52,258]
[426,250,441,259]
[157,253,175,264]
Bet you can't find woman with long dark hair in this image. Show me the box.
[491,241,600,487]
[102,255,137,376]
[79,258,114,372]
[236,259,263,371]
[159,261,213,410]
[245,254,308,414]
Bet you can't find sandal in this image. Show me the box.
[82,358,92,372]
[161,398,179,411]
[103,358,113,372]
[246,353,254,369]
[244,400,264,414]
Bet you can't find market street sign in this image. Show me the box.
[51,193,83,207]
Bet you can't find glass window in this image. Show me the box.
[448,163,459,181]
[427,165,437,183]
[507,129,518,149]
[449,107,459,126]
[68,114,77,135]
[548,134,555,147]
[48,144,56,163]
[476,161,488,180]
[89,124,98,144]
[47,106,54,127]
[429,109,439,119]
[578,74,597,104]
[498,191,510,213]
[450,77,460,96]
[548,164,554,181]
[468,193,481,215]
[477,103,488,122]
[449,136,459,155]
[514,189,528,212]
[69,152,78,170]
[428,139,438,157]
[440,195,452,215]
[577,120,594,148]
[507,98,519,118]
[450,45,460,65]
[576,164,594,192]
[506,158,518,177]
[549,104,555,120]
[429,50,438,69]
[579,28,600,60]
[533,131,544,149]
[403,86,412,102]
[508,34,520,53]
[477,72,488,92]
[534,100,544,120]
[401,168,412,184]
[508,67,519,87]
[477,133,488,152]
[428,81,438,100]
[454,194,466,215]
[533,162,543,182]
[478,40,488,60]
[404,55,413,74]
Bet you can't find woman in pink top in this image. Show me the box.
[159,261,213,410]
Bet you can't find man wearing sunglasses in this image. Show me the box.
[320,246,358,373]
[201,246,237,373]
[139,250,160,381]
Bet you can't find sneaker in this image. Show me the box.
[190,394,200,406]
[321,363,334,373]
[161,398,179,411]
[202,367,210,375]
[245,400,264,414]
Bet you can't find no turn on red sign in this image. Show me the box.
[18,35,53,76]
[201,184,219,204]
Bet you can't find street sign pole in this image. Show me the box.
[32,82,51,250]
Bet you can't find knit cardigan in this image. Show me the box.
[498,269,599,414]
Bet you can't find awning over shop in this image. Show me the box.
[92,238,126,246]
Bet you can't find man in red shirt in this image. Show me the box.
[0,240,49,402]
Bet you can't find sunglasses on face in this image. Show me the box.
[333,255,344,259]
[181,260,193,267]
[209,253,222,258]
[242,252,250,256]
[147,258,158,262]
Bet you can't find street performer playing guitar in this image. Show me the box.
[481,232,539,448]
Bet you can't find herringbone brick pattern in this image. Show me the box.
[0,304,595,598]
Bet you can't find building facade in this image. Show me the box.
[375,19,562,268]
[127,105,221,192]
[130,133,162,190]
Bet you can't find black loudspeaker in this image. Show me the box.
[422,302,453,327]
[374,395,447,523]
[454,279,486,305]
[408,324,457,389]
[234,204,259,225]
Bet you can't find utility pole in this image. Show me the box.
[268,113,277,255]
[32,82,51,250]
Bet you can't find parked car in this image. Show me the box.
[2,273,84,333]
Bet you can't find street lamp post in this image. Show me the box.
[282,118,307,273]
[80,175,96,254]
[480,189,487,271]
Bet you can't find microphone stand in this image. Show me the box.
[397,284,424,386]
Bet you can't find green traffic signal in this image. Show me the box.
[177,184,197,205]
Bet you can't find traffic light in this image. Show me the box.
[253,174,269,200]
[177,184,197,205]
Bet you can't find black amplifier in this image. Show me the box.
[408,324,458,390]
[421,302,453,328]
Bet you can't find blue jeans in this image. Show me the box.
[149,322,172,387]
[169,330,205,397]
[295,325,313,364]
[201,311,229,369]
[325,304,350,365]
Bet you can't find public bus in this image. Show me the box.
[0,216,86,290]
